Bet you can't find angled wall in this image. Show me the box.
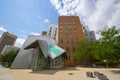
[11,35,56,69]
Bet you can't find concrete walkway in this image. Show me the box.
[0,65,13,80]
[1,66,120,80]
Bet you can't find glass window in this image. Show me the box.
[76,39,79,43]
[60,26,62,28]
[71,39,74,43]
[68,55,71,60]
[65,39,68,43]
[60,39,63,43]
[66,47,70,52]
[85,33,88,36]
[60,35,63,37]
[74,30,77,32]
[60,30,63,32]
[65,30,68,32]
[75,35,78,37]
[70,29,72,32]
[70,35,72,37]
[54,34,56,36]
[83,27,85,29]
[89,32,93,35]
[72,46,75,52]
[61,46,64,49]
[73,22,76,24]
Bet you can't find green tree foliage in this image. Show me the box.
[73,26,120,67]
[91,26,120,64]
[73,40,94,65]
[0,50,18,67]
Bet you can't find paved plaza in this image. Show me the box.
[0,65,120,80]
[0,65,13,80]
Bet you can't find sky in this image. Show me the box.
[0,0,120,47]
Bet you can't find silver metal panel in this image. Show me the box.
[11,35,56,69]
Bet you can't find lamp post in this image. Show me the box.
[103,60,109,68]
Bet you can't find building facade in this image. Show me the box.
[47,24,58,43]
[1,45,19,55]
[0,32,17,54]
[82,23,96,42]
[41,31,47,36]
[11,35,67,70]
[58,16,85,66]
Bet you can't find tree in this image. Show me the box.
[0,50,18,67]
[91,26,120,66]
[73,40,94,65]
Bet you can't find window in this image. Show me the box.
[89,32,93,35]
[60,39,63,43]
[73,22,76,24]
[70,29,72,32]
[72,19,75,21]
[60,26,62,28]
[61,46,64,49]
[71,39,74,43]
[69,22,71,24]
[60,35,63,37]
[74,30,77,32]
[65,30,68,32]
[72,46,75,52]
[68,55,71,60]
[70,35,73,37]
[75,35,78,38]
[66,47,70,52]
[65,34,68,38]
[65,39,68,43]
[69,26,73,28]
[49,30,52,32]
[76,39,79,43]
[83,27,85,29]
[85,33,88,36]
[60,22,63,24]
[74,27,77,30]
[54,33,56,36]
[60,30,63,32]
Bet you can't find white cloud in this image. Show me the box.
[44,19,50,23]
[31,32,41,35]
[50,0,120,31]
[37,16,42,19]
[22,30,26,33]
[0,26,7,32]
[15,38,25,47]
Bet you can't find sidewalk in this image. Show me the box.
[1,66,120,80]
[0,65,13,80]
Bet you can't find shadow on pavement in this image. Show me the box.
[111,70,120,74]
[29,67,79,75]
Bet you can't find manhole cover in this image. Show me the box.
[68,73,74,75]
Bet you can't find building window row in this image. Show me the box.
[59,29,77,33]
[60,34,78,38]
[59,18,76,21]
[59,22,76,25]
[60,46,76,52]
[60,26,77,28]
[60,39,79,44]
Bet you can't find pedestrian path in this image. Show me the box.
[0,65,13,80]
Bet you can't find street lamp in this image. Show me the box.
[103,60,109,68]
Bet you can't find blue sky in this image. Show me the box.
[0,0,58,37]
[0,0,120,47]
